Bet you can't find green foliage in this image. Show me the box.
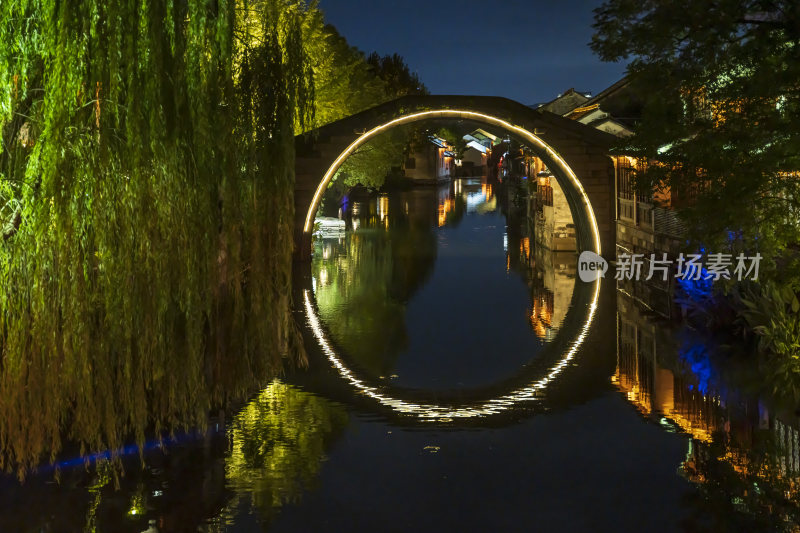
[0,0,427,477]
[300,19,384,130]
[592,0,800,268]
[366,52,428,100]
[683,429,800,532]
[735,281,800,403]
[300,19,426,131]
[435,127,467,158]
[299,21,428,190]
[0,0,315,477]
[223,380,348,521]
[334,125,415,191]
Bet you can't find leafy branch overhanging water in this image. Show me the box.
[0,0,314,477]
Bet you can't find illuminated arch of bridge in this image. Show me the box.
[294,95,617,259]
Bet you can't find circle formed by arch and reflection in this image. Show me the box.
[302,109,602,256]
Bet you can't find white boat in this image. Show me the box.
[314,216,346,235]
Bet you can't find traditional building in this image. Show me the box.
[458,128,496,177]
[459,141,489,177]
[404,135,456,184]
[532,78,688,316]
[538,88,593,116]
[463,128,497,148]
[561,78,636,137]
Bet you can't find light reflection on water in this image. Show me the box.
[310,178,581,392]
[2,178,800,531]
[302,279,597,419]
[303,176,600,418]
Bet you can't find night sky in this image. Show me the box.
[317,0,628,106]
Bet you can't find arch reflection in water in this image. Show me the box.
[302,275,600,420]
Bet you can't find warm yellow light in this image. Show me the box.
[614,365,714,443]
[302,110,601,255]
[378,195,389,221]
[520,237,530,260]
[569,103,600,115]
[437,197,454,227]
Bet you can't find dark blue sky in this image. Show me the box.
[317,0,628,105]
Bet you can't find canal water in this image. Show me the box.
[1,177,798,532]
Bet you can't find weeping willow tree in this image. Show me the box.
[0,0,314,477]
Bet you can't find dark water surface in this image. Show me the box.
[281,178,691,532]
[2,177,798,532]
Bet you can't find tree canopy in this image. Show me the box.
[301,20,427,131]
[0,0,314,476]
[298,15,428,192]
[592,0,800,272]
[0,0,427,477]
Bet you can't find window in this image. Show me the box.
[537,184,553,207]
[617,158,634,200]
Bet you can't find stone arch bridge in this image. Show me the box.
[294,95,616,259]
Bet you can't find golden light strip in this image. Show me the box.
[302,278,600,419]
[302,109,601,256]
[568,103,600,115]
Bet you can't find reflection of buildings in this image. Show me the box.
[529,283,554,340]
[526,246,576,341]
[434,178,496,227]
[500,175,577,341]
[334,184,485,238]
[377,194,389,222]
[530,169,576,252]
[538,79,689,316]
[614,293,717,443]
[615,289,800,503]
[437,186,455,227]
